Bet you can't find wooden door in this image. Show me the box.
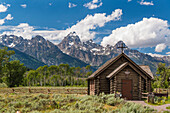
[122,79,132,100]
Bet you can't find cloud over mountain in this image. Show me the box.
[155,43,166,52]
[101,17,170,52]
[0,9,123,42]
[57,9,122,41]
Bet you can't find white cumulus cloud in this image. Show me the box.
[68,2,77,8]
[155,43,166,52]
[147,53,169,57]
[101,17,170,52]
[83,0,103,9]
[0,9,122,43]
[5,14,13,20]
[0,19,5,25]
[139,0,154,6]
[21,4,27,8]
[1,23,34,39]
[0,14,13,25]
[57,9,122,41]
[0,4,10,12]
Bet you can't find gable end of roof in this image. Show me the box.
[87,53,154,80]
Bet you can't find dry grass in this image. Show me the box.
[103,104,118,111]
[0,87,87,94]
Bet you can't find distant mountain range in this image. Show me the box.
[0,33,170,73]
[0,35,88,69]
[58,32,170,73]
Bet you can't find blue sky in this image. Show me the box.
[0,0,170,56]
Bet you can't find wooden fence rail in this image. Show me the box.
[0,87,88,94]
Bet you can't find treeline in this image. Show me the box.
[0,47,92,87]
[23,64,92,87]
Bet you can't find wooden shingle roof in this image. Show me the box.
[87,53,154,80]
[139,65,154,79]
[106,62,128,78]
[106,62,149,80]
[87,53,122,79]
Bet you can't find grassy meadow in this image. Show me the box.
[0,87,157,113]
[0,87,88,94]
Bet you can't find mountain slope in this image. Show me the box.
[0,44,46,69]
[1,33,169,73]
[0,35,88,68]
[58,32,170,73]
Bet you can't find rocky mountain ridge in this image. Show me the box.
[58,32,170,73]
[0,34,88,68]
[0,33,169,73]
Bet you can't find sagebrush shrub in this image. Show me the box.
[0,93,156,113]
[0,83,8,88]
[37,94,50,99]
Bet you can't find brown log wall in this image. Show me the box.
[90,79,95,95]
[114,66,140,100]
[89,55,152,99]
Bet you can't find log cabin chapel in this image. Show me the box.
[87,43,154,100]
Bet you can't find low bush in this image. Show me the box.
[37,93,50,99]
[166,106,170,109]
[0,93,156,113]
[0,83,8,88]
[112,102,155,113]
[153,96,167,105]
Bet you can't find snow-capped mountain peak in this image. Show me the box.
[0,35,23,48]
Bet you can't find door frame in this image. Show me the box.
[121,79,133,100]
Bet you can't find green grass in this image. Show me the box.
[166,106,170,109]
[0,93,155,113]
[145,96,170,106]
[165,96,170,104]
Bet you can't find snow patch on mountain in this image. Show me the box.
[8,43,15,47]
[69,42,74,46]
[91,48,100,51]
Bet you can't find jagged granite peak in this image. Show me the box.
[67,31,78,37]
[32,35,46,41]
[114,40,128,48]
[0,34,88,68]
[65,32,81,43]
[1,34,170,73]
[0,35,24,47]
[58,33,170,73]
[58,32,82,54]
